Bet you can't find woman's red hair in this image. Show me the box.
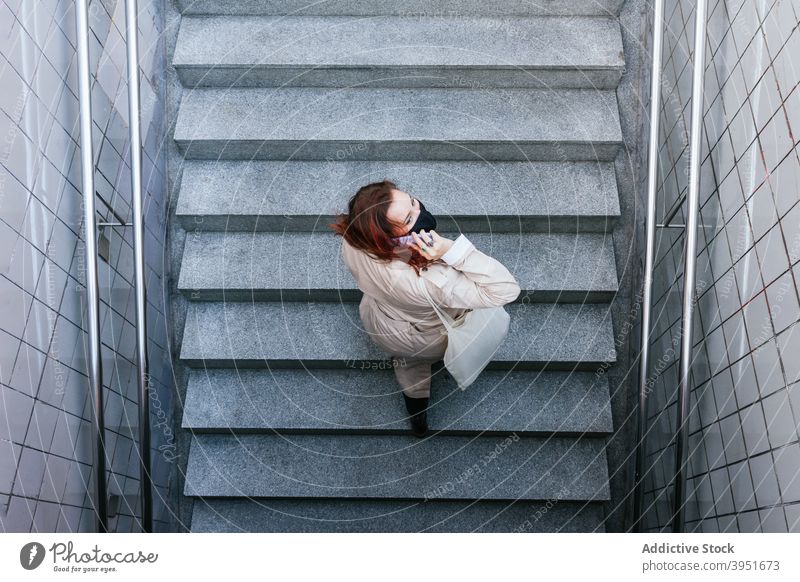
[330,179,428,276]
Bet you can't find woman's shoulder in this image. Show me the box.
[340,236,415,271]
[342,239,414,277]
[339,236,459,291]
[341,236,378,264]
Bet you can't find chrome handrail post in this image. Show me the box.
[124,0,153,533]
[673,0,709,533]
[74,0,108,533]
[633,0,666,533]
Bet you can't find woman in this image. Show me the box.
[330,179,521,437]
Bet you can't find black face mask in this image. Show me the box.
[406,200,437,234]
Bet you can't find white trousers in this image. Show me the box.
[359,295,449,398]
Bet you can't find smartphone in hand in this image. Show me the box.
[392,232,433,247]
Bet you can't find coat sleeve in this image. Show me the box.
[420,234,522,309]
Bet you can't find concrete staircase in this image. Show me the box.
[172,0,626,532]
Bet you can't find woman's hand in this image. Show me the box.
[409,230,454,261]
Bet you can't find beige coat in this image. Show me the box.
[340,234,522,360]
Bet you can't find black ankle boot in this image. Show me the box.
[402,393,429,438]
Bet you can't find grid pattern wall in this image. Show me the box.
[0,0,175,532]
[637,0,800,532]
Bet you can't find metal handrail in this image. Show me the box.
[634,0,709,533]
[672,0,709,533]
[124,0,154,533]
[74,0,108,533]
[633,0,666,533]
[74,0,153,532]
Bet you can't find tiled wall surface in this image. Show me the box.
[636,0,800,532]
[0,0,175,532]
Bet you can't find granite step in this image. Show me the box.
[177,0,624,17]
[173,87,623,161]
[190,498,607,532]
[174,15,624,88]
[182,369,613,435]
[179,301,616,369]
[176,160,620,233]
[184,433,611,501]
[178,232,619,302]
